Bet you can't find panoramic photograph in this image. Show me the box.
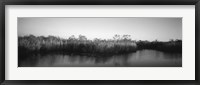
[18,17,182,67]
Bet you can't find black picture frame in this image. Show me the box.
[0,0,200,85]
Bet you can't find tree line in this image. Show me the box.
[18,34,182,55]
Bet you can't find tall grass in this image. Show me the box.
[18,35,182,55]
[18,35,137,54]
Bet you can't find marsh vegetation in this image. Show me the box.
[18,34,181,54]
[18,34,182,67]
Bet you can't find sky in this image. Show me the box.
[18,17,182,41]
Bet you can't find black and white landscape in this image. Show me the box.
[18,17,182,67]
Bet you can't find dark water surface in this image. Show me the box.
[19,50,182,67]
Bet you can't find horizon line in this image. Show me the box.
[18,34,182,42]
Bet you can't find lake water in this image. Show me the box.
[19,50,182,67]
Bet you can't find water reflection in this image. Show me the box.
[19,50,182,67]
